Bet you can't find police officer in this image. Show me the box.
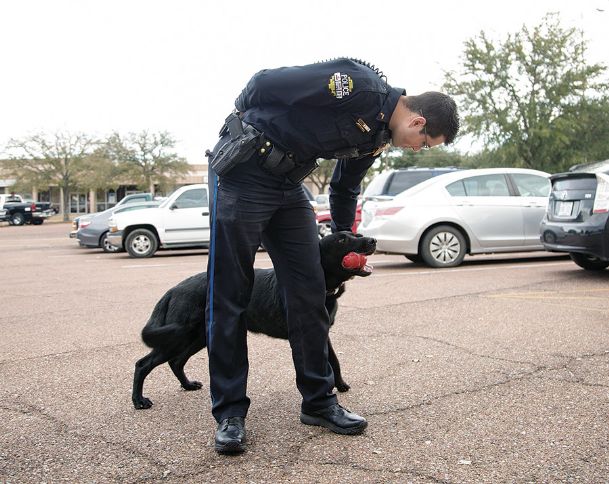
[206,58,459,453]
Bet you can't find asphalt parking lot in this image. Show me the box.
[1,223,608,483]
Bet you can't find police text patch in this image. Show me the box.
[328,72,353,99]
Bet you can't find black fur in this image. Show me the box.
[132,232,376,409]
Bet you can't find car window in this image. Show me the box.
[387,172,434,196]
[173,188,208,209]
[363,171,392,197]
[115,204,155,214]
[446,180,466,196]
[448,174,510,197]
[510,174,550,197]
[553,178,597,191]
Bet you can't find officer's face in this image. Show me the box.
[391,114,445,152]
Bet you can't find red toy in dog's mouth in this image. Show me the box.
[341,252,373,273]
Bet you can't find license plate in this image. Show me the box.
[556,201,573,217]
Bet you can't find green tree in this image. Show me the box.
[444,13,609,173]
[380,147,465,170]
[4,132,97,221]
[104,131,190,195]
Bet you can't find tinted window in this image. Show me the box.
[553,177,597,191]
[511,174,550,197]
[387,172,434,196]
[456,174,510,197]
[174,189,208,209]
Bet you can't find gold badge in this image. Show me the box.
[355,118,371,133]
[328,72,353,99]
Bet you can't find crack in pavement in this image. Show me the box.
[0,400,166,474]
[534,374,609,389]
[410,334,539,366]
[0,341,142,366]
[312,459,453,483]
[366,349,609,417]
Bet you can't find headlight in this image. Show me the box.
[108,218,118,232]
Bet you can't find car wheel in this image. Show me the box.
[420,225,466,268]
[569,252,609,271]
[32,219,43,225]
[318,222,332,238]
[10,213,25,226]
[101,232,121,253]
[125,229,158,258]
[405,254,423,264]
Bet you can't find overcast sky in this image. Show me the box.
[1,0,607,163]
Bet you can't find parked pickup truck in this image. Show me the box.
[107,184,209,257]
[0,194,55,226]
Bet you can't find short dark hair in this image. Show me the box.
[404,92,460,145]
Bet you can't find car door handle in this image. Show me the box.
[202,210,209,216]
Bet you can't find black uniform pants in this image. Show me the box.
[206,142,337,423]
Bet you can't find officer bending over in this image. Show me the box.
[206,58,460,453]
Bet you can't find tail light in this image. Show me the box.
[374,206,404,217]
[593,173,609,214]
[30,202,37,211]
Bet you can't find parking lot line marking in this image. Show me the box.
[372,261,572,276]
[121,263,177,268]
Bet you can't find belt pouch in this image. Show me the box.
[210,124,259,176]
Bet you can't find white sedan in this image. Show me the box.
[358,168,551,267]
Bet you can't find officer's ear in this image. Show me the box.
[410,115,426,129]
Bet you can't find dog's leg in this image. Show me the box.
[168,340,206,391]
[132,349,170,409]
[328,338,350,392]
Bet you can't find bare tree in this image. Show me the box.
[104,131,189,195]
[307,159,337,194]
[4,132,97,221]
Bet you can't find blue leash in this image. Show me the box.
[207,165,219,351]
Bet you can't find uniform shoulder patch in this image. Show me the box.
[328,72,353,99]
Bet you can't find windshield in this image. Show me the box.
[158,196,174,208]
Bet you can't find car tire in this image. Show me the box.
[318,222,332,238]
[32,219,43,225]
[10,213,25,226]
[420,225,466,268]
[101,232,121,253]
[569,252,609,271]
[405,254,423,264]
[125,229,158,258]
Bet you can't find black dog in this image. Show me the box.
[132,231,376,409]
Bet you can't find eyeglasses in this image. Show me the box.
[420,110,430,150]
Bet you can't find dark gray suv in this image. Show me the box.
[540,160,609,270]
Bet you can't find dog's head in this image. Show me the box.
[319,231,377,291]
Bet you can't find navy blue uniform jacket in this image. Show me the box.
[235,58,405,232]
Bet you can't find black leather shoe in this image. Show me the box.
[300,404,367,435]
[215,417,246,454]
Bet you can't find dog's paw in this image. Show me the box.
[133,397,153,409]
[335,380,350,392]
[182,380,203,391]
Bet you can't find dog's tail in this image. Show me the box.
[141,292,187,349]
